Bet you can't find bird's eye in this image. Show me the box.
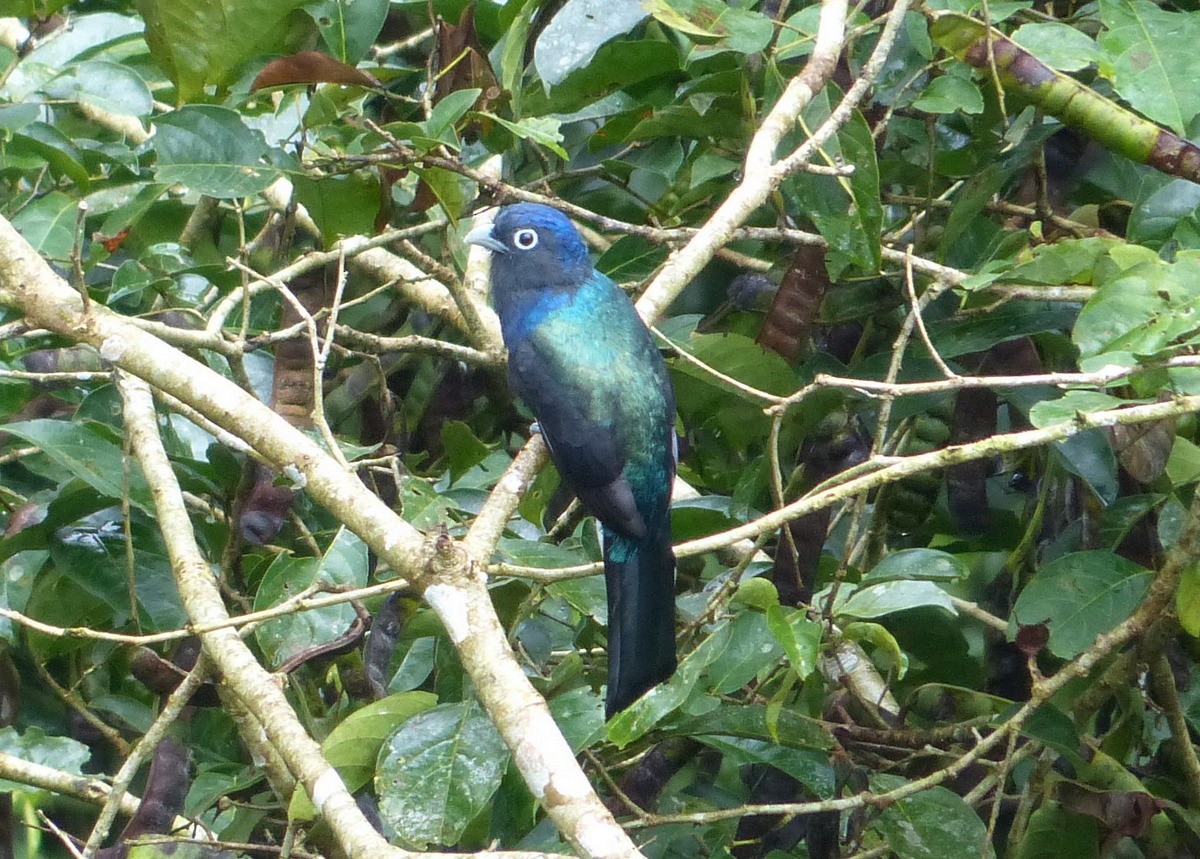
[512,228,539,250]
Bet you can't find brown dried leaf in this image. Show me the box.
[1057,782,1164,838]
[1108,418,1175,484]
[1015,622,1049,657]
[252,51,381,91]
[433,7,506,123]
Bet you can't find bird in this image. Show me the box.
[467,202,677,717]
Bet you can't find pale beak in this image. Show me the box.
[465,223,506,254]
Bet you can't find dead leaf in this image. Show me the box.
[252,51,381,91]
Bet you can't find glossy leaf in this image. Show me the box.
[1012,22,1100,72]
[44,60,153,117]
[375,701,509,848]
[303,0,388,64]
[766,605,821,680]
[1098,0,1200,134]
[705,610,782,694]
[870,773,994,859]
[862,548,969,584]
[912,73,984,114]
[2,420,153,512]
[1178,564,1200,638]
[253,528,369,668]
[135,0,310,101]
[698,735,834,798]
[0,726,90,791]
[533,0,648,88]
[153,106,277,198]
[1012,551,1152,658]
[290,691,437,819]
[834,580,957,620]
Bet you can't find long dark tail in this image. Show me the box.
[603,523,677,718]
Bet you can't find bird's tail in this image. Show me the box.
[603,523,677,718]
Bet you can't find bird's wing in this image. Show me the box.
[508,339,649,540]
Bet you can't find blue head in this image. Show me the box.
[466,203,593,297]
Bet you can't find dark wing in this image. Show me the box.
[508,339,648,540]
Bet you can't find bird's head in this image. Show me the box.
[466,203,592,292]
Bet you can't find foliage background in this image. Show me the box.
[2,0,1200,857]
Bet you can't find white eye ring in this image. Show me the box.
[513,228,538,250]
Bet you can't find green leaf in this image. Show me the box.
[597,234,669,282]
[9,191,78,259]
[732,577,780,611]
[48,517,186,633]
[1028,391,1131,427]
[411,165,466,223]
[303,0,388,64]
[1002,237,1121,285]
[291,171,381,245]
[499,539,591,570]
[0,726,90,791]
[783,107,881,274]
[426,88,481,142]
[925,301,1080,359]
[1167,436,1200,485]
[1015,703,1083,767]
[1073,258,1200,360]
[399,479,454,530]
[538,40,680,113]
[321,526,369,582]
[704,611,782,695]
[499,0,537,115]
[671,496,742,542]
[840,108,883,271]
[834,580,956,620]
[1012,550,1152,658]
[912,74,984,114]
[441,420,489,483]
[678,332,796,396]
[548,686,605,752]
[765,605,820,680]
[477,112,568,158]
[375,701,510,848]
[608,619,732,746]
[697,735,834,798]
[390,637,437,693]
[643,0,714,36]
[548,575,607,623]
[253,528,369,668]
[1012,803,1099,859]
[153,106,277,198]
[1176,563,1200,638]
[1053,430,1119,506]
[0,549,43,642]
[1,420,153,512]
[670,702,833,750]
[1012,22,1100,72]
[1098,0,1200,134]
[533,0,649,88]
[646,0,774,57]
[870,773,994,859]
[290,691,437,819]
[11,122,90,191]
[862,548,969,584]
[842,622,910,679]
[44,60,153,118]
[134,0,310,101]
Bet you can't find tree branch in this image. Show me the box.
[0,215,641,859]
